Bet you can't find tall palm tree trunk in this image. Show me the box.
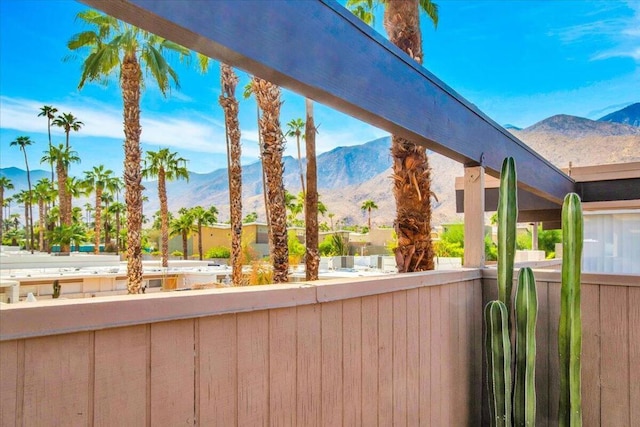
[253,77,289,283]
[38,199,45,251]
[182,231,188,260]
[121,52,144,293]
[47,118,55,183]
[22,152,35,253]
[56,161,71,253]
[158,169,169,268]
[385,0,435,272]
[305,99,319,280]
[94,187,102,254]
[219,63,244,285]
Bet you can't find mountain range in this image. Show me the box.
[2,103,639,227]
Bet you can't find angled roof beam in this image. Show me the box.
[80,0,575,204]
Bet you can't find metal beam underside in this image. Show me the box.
[80,0,575,205]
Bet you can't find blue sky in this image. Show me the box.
[1,0,638,177]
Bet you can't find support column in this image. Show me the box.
[463,165,485,268]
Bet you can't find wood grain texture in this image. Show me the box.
[455,281,471,425]
[378,293,393,426]
[464,166,486,267]
[430,286,444,425]
[393,291,408,425]
[361,295,379,426]
[406,288,420,426]
[629,288,640,426]
[150,319,195,426]
[237,311,269,427]
[600,285,630,426]
[342,298,362,426]
[198,314,237,426]
[321,301,343,426]
[548,281,561,424]
[469,278,484,424]
[535,280,551,427]
[94,325,148,426]
[22,332,91,426]
[269,307,297,426]
[581,284,601,426]
[419,287,431,425]
[0,340,18,426]
[296,305,321,427]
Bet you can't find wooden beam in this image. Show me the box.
[463,166,485,268]
[79,0,574,205]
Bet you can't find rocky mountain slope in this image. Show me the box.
[598,102,640,127]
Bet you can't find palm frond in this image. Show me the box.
[419,0,439,28]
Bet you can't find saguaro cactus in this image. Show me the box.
[558,193,583,426]
[513,267,538,426]
[485,300,512,427]
[497,157,517,316]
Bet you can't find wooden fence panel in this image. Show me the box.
[321,300,343,426]
[581,284,601,426]
[0,340,18,426]
[361,295,379,426]
[296,304,321,427]
[23,332,91,426]
[150,319,195,426]
[629,287,640,425]
[600,285,630,426]
[406,288,420,426]
[237,311,269,427]
[94,325,148,426]
[377,293,393,426]
[269,307,298,426]
[198,314,237,426]
[392,291,408,425]
[342,298,362,426]
[418,287,431,425]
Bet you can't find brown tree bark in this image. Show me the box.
[121,52,144,293]
[252,77,289,283]
[158,167,169,268]
[385,0,435,272]
[305,99,319,280]
[219,63,244,286]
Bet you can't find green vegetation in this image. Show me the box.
[205,246,231,259]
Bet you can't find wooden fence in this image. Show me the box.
[482,269,640,427]
[1,270,482,426]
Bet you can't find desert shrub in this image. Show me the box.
[171,250,183,257]
[205,246,231,259]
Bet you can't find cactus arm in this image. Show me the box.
[513,267,537,426]
[485,300,512,427]
[558,193,583,427]
[497,157,517,315]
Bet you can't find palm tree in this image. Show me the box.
[68,10,190,293]
[84,165,114,254]
[107,201,126,254]
[190,205,218,261]
[52,112,83,151]
[10,136,35,252]
[218,62,244,285]
[34,178,56,251]
[0,177,14,243]
[361,199,379,231]
[349,0,438,272]
[286,118,306,195]
[13,190,32,249]
[38,105,59,182]
[41,144,80,253]
[169,209,197,261]
[253,77,289,282]
[304,100,320,280]
[143,148,189,268]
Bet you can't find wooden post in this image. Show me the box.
[463,166,485,268]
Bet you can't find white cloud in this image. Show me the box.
[0,95,230,154]
[552,2,640,64]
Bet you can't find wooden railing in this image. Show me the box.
[2,268,637,426]
[1,270,482,426]
[482,269,640,427]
